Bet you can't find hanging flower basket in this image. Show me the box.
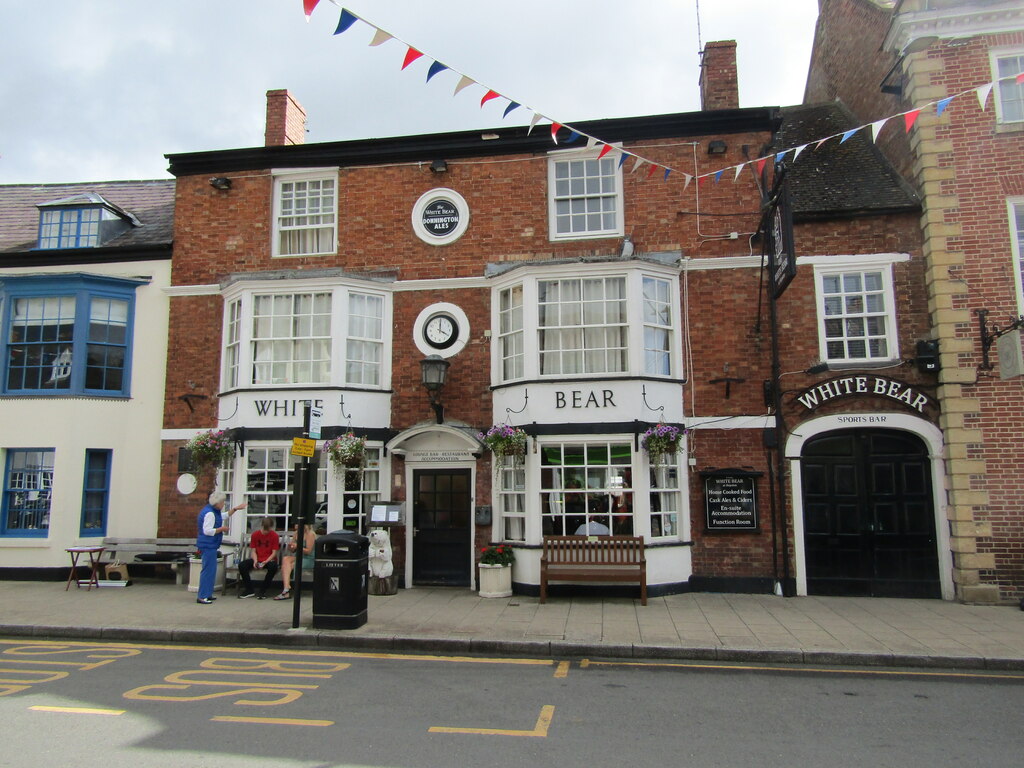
[478,424,528,460]
[185,429,235,471]
[323,433,367,470]
[640,423,683,460]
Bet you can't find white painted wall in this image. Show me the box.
[0,260,171,568]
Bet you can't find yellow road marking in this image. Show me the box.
[581,659,1024,680]
[213,715,333,727]
[553,661,570,678]
[30,705,124,716]
[0,639,553,667]
[429,704,554,738]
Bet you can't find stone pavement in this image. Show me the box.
[2,579,1024,670]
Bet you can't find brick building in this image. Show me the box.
[152,35,952,600]
[0,181,174,573]
[806,0,1024,604]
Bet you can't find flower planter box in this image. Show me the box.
[478,563,512,598]
[187,556,225,593]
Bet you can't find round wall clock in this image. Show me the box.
[413,302,470,358]
[423,312,459,350]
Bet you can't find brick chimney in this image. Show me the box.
[264,89,307,147]
[699,40,739,110]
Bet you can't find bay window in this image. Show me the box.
[222,284,389,390]
[495,268,679,382]
[2,275,138,397]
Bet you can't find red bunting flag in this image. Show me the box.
[903,109,921,132]
[551,123,562,143]
[646,164,659,179]
[303,0,320,18]
[597,144,613,159]
[755,157,768,177]
[402,48,424,70]
[1018,72,1024,84]
[480,90,500,107]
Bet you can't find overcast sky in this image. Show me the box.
[0,0,819,184]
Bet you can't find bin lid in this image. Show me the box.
[315,530,369,556]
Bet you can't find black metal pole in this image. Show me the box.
[291,404,312,629]
[767,237,793,597]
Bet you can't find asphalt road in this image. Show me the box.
[2,637,1023,768]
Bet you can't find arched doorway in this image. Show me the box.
[800,428,941,598]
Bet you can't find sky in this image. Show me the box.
[0,0,820,184]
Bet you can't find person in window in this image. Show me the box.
[195,491,245,605]
[575,516,611,535]
[564,478,586,534]
[611,491,633,534]
[274,522,316,600]
[237,516,280,599]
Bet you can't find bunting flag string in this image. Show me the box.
[305,2,1024,191]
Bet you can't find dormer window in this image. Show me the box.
[39,207,102,249]
[36,193,139,250]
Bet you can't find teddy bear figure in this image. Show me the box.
[367,528,393,579]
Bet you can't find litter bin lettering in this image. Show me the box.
[312,531,369,629]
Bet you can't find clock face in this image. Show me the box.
[424,313,458,349]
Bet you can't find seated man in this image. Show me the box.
[237,516,280,599]
[575,516,611,535]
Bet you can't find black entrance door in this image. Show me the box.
[801,429,940,598]
[412,468,472,586]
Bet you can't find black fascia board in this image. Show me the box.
[166,107,781,177]
[792,204,921,223]
[0,243,172,268]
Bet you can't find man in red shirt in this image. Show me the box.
[238,516,280,599]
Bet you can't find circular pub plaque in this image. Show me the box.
[422,199,460,237]
[412,188,469,245]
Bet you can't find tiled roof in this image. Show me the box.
[0,179,174,254]
[775,102,919,218]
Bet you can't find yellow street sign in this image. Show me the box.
[291,437,316,457]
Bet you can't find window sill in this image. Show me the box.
[994,122,1024,135]
[0,393,130,401]
[821,359,904,372]
[270,252,335,259]
[549,232,623,243]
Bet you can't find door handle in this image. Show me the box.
[413,528,419,536]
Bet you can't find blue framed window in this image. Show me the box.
[80,449,111,537]
[2,449,54,537]
[38,207,102,249]
[1,274,141,397]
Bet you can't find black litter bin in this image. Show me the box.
[312,530,369,629]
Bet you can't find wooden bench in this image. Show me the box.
[100,538,233,584]
[224,540,314,595]
[540,535,647,605]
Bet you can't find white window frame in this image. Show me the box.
[1010,198,1024,314]
[991,47,1024,125]
[220,280,391,391]
[547,147,624,241]
[808,254,904,366]
[492,264,680,383]
[251,291,333,386]
[271,167,338,258]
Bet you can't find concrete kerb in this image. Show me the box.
[3,623,1024,672]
